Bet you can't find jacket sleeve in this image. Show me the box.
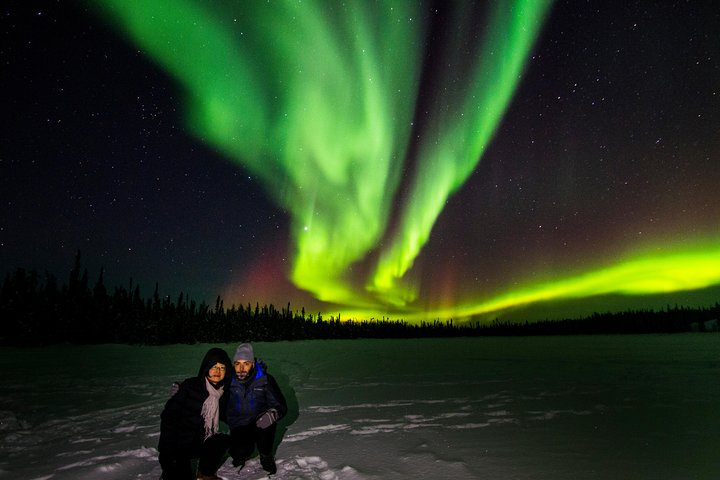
[161,379,192,422]
[160,377,205,433]
[265,374,288,419]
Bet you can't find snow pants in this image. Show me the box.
[228,423,277,462]
[159,433,230,479]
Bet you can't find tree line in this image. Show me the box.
[1,252,718,345]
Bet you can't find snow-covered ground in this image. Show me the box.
[1,335,718,479]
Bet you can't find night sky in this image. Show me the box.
[2,1,719,323]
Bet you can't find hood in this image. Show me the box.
[197,347,232,386]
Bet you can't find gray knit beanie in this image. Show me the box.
[233,343,254,363]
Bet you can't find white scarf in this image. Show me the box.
[201,378,224,440]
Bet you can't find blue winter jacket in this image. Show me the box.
[226,361,288,429]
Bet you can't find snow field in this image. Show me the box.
[1,336,719,479]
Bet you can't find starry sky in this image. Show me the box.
[2,0,719,323]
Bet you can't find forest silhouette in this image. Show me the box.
[2,252,718,345]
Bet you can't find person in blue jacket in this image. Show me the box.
[227,343,288,474]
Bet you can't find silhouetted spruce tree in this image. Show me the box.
[3,250,720,345]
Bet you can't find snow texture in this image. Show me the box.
[1,335,719,479]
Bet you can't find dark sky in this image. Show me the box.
[2,1,719,322]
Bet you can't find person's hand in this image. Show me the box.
[256,409,278,429]
[170,382,180,396]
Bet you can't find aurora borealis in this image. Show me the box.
[2,1,719,323]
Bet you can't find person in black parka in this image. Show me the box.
[158,347,232,480]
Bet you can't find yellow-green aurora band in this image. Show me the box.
[345,241,720,321]
[90,1,720,322]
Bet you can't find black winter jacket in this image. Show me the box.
[158,347,232,454]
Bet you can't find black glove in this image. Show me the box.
[256,409,278,429]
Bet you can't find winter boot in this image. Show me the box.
[260,454,277,474]
[196,472,220,480]
[231,457,246,471]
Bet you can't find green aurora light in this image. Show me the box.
[89,0,720,322]
[342,240,720,322]
[91,0,427,309]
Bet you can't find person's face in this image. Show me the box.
[207,362,226,385]
[234,360,253,380]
